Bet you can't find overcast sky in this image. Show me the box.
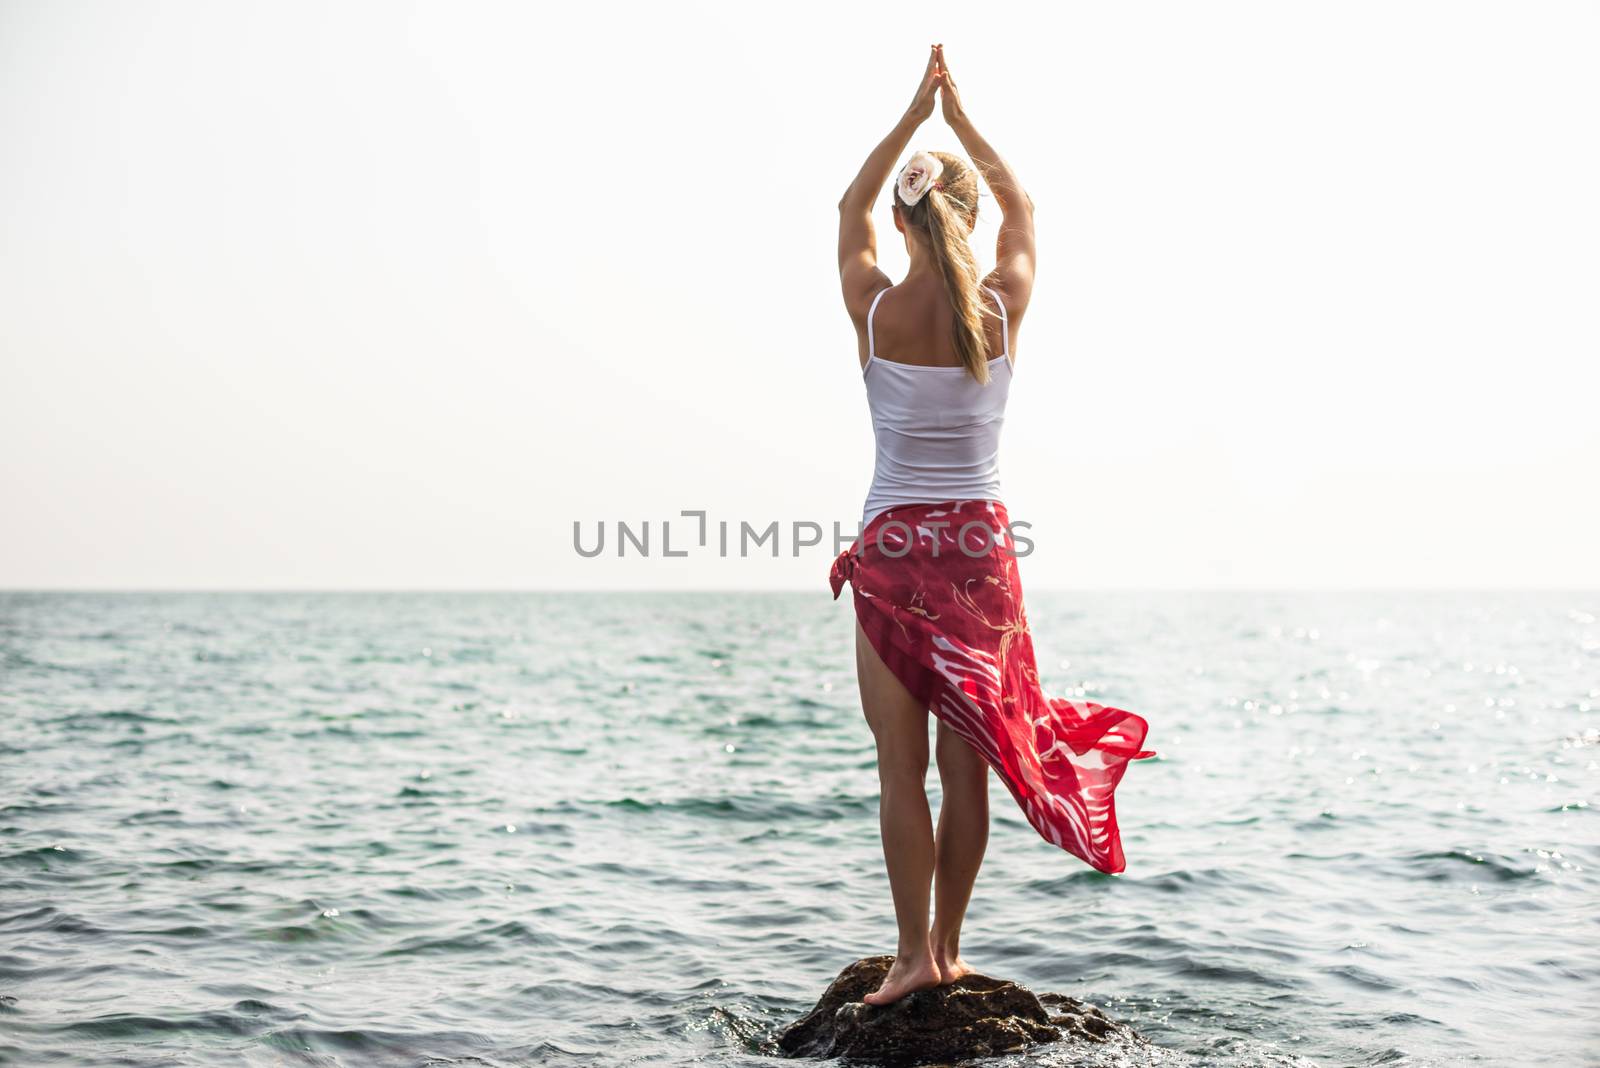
[2,1,1596,590]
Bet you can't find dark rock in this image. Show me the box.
[1038,991,1132,1044]
[775,955,1145,1065]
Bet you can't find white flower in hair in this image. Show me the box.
[896,151,944,207]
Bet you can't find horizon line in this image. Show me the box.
[3,586,1598,596]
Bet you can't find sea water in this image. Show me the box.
[1,591,1595,1066]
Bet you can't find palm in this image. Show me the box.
[907,45,940,121]
[935,45,963,123]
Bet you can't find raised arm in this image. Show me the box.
[837,47,942,329]
[936,45,1036,320]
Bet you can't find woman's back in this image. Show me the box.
[861,284,1013,528]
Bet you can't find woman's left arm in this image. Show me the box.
[837,46,941,318]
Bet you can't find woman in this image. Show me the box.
[831,45,1156,1007]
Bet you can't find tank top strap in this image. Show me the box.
[983,286,1010,363]
[865,286,891,361]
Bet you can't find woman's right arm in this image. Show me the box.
[938,47,1036,320]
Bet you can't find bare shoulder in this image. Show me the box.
[845,278,893,369]
[843,274,893,328]
[980,275,1029,328]
[979,275,1027,365]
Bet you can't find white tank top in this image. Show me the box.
[861,285,1013,529]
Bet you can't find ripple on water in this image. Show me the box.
[0,590,1594,1067]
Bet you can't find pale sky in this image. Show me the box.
[2,0,1596,590]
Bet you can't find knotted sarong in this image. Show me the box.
[830,500,1155,874]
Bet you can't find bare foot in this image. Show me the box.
[934,946,976,985]
[862,953,941,1006]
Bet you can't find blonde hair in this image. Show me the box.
[893,151,994,383]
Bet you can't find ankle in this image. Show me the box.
[895,940,936,963]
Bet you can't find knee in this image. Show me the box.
[936,731,985,775]
[876,744,930,784]
[934,735,985,793]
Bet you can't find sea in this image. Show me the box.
[1,591,1595,1067]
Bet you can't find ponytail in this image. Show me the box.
[895,151,996,383]
[923,189,991,383]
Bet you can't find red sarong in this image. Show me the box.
[830,500,1155,874]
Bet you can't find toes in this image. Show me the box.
[862,983,904,1005]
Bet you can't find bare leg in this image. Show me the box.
[931,718,989,983]
[854,620,941,1006]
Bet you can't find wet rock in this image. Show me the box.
[775,955,1145,1065]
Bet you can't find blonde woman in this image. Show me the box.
[831,44,1155,1007]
